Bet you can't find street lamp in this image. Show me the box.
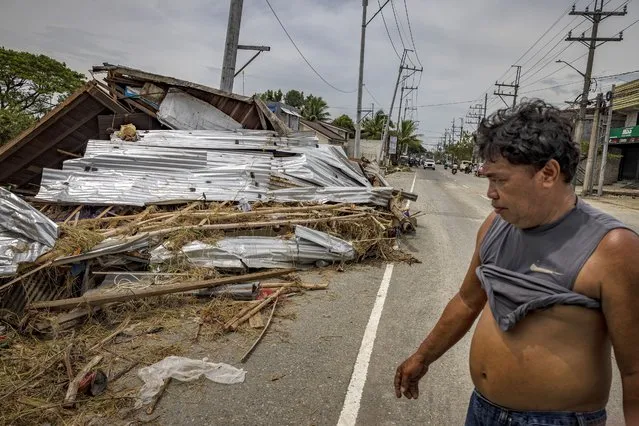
[556,59,598,93]
[555,59,586,78]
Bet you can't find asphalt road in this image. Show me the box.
[155,167,633,426]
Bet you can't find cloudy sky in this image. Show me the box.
[2,0,638,145]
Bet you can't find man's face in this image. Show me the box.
[483,156,547,228]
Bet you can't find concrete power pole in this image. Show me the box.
[494,65,522,108]
[597,85,616,196]
[354,0,368,159]
[379,49,422,163]
[582,93,604,195]
[567,0,626,150]
[220,0,244,93]
[355,0,391,160]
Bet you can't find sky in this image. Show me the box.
[2,0,638,146]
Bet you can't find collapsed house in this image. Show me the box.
[0,65,419,424]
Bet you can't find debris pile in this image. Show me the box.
[0,128,418,424]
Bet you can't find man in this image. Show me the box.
[394,100,639,425]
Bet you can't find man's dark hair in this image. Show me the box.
[475,99,579,183]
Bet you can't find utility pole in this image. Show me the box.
[597,85,616,196]
[220,0,270,93]
[379,49,422,164]
[397,85,417,132]
[494,65,522,108]
[567,0,626,148]
[355,0,391,159]
[220,0,244,93]
[484,93,488,120]
[582,93,604,195]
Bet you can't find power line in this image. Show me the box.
[415,99,476,108]
[403,0,423,67]
[378,0,402,60]
[364,84,382,106]
[474,1,590,103]
[389,0,408,49]
[264,0,356,93]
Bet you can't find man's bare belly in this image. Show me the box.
[469,304,612,412]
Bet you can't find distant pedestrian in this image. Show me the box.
[394,99,639,425]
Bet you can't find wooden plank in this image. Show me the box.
[56,149,82,158]
[63,206,83,225]
[63,355,103,408]
[225,285,289,331]
[29,269,296,311]
[241,298,278,362]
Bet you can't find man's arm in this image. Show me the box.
[598,228,639,424]
[395,213,494,399]
[413,213,492,365]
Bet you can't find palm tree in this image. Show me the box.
[302,95,330,121]
[394,120,423,154]
[361,110,392,139]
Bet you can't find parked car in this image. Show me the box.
[423,159,436,170]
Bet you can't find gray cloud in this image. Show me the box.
[1,0,638,137]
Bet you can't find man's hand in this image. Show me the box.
[394,353,429,399]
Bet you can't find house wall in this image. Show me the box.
[299,122,330,144]
[625,111,639,127]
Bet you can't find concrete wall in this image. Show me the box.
[625,111,639,127]
[576,155,621,186]
[354,139,382,161]
[299,122,330,145]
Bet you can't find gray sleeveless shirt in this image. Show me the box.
[477,197,628,331]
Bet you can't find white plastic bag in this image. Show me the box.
[136,356,246,407]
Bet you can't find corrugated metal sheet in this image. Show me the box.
[151,225,355,270]
[35,130,379,206]
[613,79,639,111]
[157,89,242,131]
[0,188,58,276]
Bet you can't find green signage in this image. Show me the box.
[610,126,639,140]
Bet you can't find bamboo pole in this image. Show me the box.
[29,269,296,311]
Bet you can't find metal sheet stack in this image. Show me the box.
[35,129,393,206]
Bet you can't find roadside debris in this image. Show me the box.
[0,73,419,424]
[136,356,245,408]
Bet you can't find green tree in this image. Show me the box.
[446,131,474,162]
[361,110,392,139]
[0,47,85,144]
[332,114,355,137]
[393,120,423,154]
[302,95,330,121]
[284,89,305,108]
[259,89,283,102]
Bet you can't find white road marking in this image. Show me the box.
[462,184,470,189]
[337,263,395,426]
[480,195,491,201]
[405,172,417,209]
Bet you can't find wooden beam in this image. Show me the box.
[29,269,297,311]
[57,149,82,158]
[0,101,103,181]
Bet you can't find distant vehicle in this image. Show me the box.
[435,160,442,165]
[475,163,486,177]
[423,159,435,170]
[460,160,472,172]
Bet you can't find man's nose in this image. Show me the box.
[487,183,498,200]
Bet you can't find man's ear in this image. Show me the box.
[539,159,561,187]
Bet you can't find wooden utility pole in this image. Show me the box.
[567,1,626,149]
